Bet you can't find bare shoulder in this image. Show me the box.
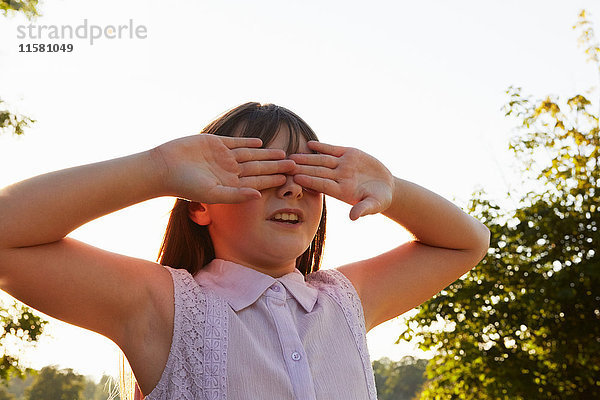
[0,237,176,395]
[0,238,175,347]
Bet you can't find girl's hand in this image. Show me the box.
[152,134,295,204]
[289,141,394,220]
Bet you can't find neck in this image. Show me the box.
[214,255,296,278]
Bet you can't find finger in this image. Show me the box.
[239,159,296,177]
[291,164,337,180]
[233,147,287,163]
[218,135,263,148]
[306,141,346,157]
[288,153,339,168]
[209,186,262,203]
[293,174,340,197]
[240,174,288,191]
[349,197,381,221]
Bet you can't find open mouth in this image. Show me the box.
[270,219,301,224]
[269,212,302,225]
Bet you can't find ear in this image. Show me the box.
[188,202,212,226]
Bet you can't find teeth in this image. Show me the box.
[273,213,299,222]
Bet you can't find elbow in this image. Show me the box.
[462,224,489,273]
[476,223,491,261]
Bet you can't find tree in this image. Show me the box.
[83,375,121,400]
[0,99,35,136]
[0,367,120,400]
[0,386,16,400]
[0,301,47,382]
[24,366,85,400]
[0,369,35,399]
[398,10,600,400]
[0,0,47,386]
[0,0,39,19]
[0,0,38,136]
[373,356,429,400]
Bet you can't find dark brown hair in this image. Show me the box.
[157,102,327,276]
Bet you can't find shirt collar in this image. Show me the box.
[193,258,318,313]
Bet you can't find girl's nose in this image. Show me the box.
[277,174,303,199]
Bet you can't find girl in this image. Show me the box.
[0,102,490,399]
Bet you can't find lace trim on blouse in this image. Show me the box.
[145,267,229,400]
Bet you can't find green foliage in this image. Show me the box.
[373,356,429,400]
[0,301,47,382]
[0,0,45,386]
[0,370,34,399]
[574,9,600,67]
[24,366,85,400]
[0,100,35,136]
[0,0,39,19]
[0,368,118,400]
[0,386,16,400]
[83,375,121,400]
[398,10,600,400]
[0,0,38,137]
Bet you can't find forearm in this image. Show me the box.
[382,177,490,253]
[0,149,165,249]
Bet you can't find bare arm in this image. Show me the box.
[0,150,170,339]
[342,177,490,331]
[0,151,164,249]
[381,177,490,254]
[0,134,294,392]
[290,141,490,331]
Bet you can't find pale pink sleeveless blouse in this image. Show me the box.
[140,259,378,400]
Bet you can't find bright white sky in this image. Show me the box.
[1,0,599,383]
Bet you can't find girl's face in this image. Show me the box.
[202,125,323,278]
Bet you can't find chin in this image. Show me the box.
[262,246,306,264]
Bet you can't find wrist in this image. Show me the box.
[381,176,405,216]
[145,146,176,198]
